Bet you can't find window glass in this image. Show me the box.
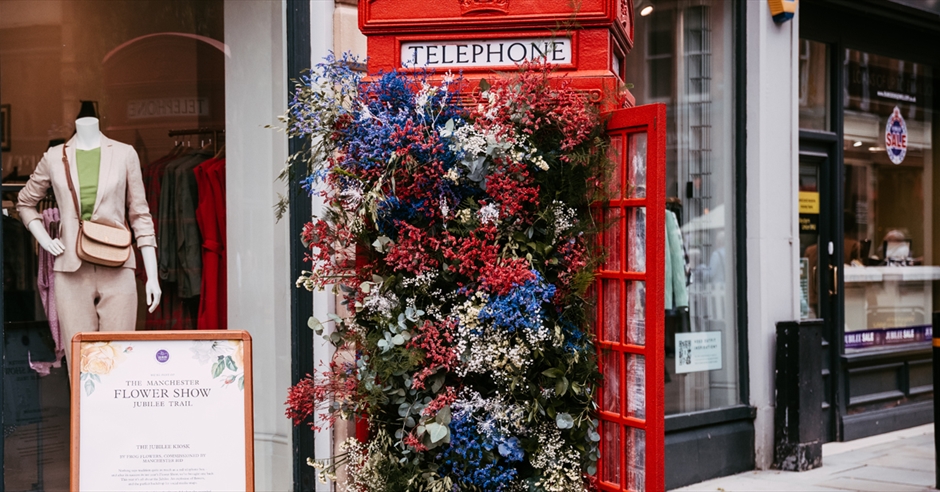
[841,48,935,352]
[0,1,238,487]
[627,0,739,414]
[799,39,830,131]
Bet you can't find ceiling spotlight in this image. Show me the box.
[637,0,654,16]
[853,141,863,147]
[868,146,884,152]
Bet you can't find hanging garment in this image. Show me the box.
[146,152,199,330]
[173,155,206,298]
[135,152,176,281]
[194,157,227,329]
[31,208,65,376]
[158,151,209,298]
[665,210,689,309]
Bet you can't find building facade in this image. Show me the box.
[0,0,938,490]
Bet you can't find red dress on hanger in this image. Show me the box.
[193,157,227,330]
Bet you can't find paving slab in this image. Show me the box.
[814,476,929,492]
[865,453,935,471]
[670,424,937,492]
[674,473,842,491]
[832,465,935,488]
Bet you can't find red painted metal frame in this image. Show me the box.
[595,103,666,492]
[359,0,636,109]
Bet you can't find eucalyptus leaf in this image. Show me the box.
[556,412,575,429]
[426,423,448,443]
[307,316,324,334]
[555,377,569,397]
[434,406,452,426]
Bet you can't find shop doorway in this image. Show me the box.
[801,0,940,442]
[797,131,840,442]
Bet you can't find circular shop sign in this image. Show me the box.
[885,106,908,165]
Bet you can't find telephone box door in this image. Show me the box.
[595,103,666,492]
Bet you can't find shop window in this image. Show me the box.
[0,1,234,488]
[799,39,830,131]
[627,0,739,415]
[841,49,935,352]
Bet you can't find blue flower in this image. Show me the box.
[438,411,519,491]
[497,436,524,462]
[478,271,556,334]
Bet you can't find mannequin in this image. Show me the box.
[18,116,161,369]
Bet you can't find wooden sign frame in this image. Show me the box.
[70,330,254,492]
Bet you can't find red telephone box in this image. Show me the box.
[358,2,666,490]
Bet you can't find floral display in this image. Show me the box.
[282,53,610,491]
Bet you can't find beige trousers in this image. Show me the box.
[56,262,137,371]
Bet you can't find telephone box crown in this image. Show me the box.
[458,0,509,15]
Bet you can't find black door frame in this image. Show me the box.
[285,1,316,490]
[798,130,842,442]
[802,0,940,441]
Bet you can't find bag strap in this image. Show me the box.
[61,144,84,225]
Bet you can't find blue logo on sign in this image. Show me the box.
[156,349,170,363]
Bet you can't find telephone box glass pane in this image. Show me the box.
[605,207,624,271]
[602,349,621,414]
[626,281,647,346]
[626,354,646,420]
[625,427,646,491]
[628,132,647,198]
[609,135,625,199]
[602,279,622,343]
[601,422,622,485]
[628,207,647,272]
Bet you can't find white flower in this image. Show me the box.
[440,197,451,218]
[552,200,577,238]
[414,82,433,109]
[534,155,550,171]
[478,203,500,225]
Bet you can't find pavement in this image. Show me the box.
[673,424,937,491]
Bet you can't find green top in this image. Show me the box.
[76,148,100,221]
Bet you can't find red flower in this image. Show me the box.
[385,222,441,275]
[407,319,459,390]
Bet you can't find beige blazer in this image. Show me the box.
[17,135,156,272]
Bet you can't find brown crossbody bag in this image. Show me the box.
[61,145,131,267]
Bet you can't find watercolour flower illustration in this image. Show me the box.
[280,53,611,491]
[191,340,245,390]
[80,342,130,396]
[80,342,125,376]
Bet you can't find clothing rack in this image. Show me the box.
[167,128,225,154]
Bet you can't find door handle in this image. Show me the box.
[829,265,838,296]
